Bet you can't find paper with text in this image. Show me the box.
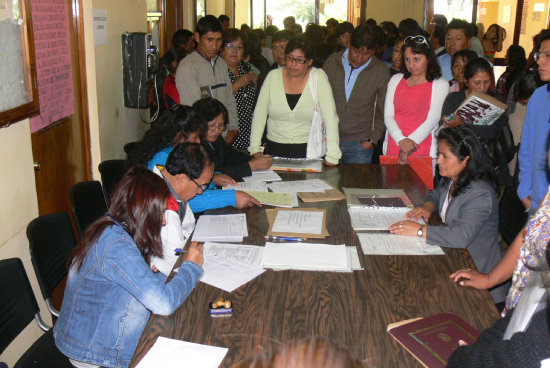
[203,242,263,266]
[192,214,248,242]
[222,182,268,191]
[272,210,324,234]
[242,170,282,182]
[267,179,332,193]
[135,337,227,368]
[245,191,298,207]
[262,242,349,271]
[201,255,266,292]
[357,233,445,255]
[348,207,410,230]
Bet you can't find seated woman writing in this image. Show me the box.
[53,166,204,368]
[248,36,341,165]
[193,97,272,180]
[389,126,508,306]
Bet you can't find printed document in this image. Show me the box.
[135,337,227,368]
[201,255,265,292]
[222,181,268,192]
[267,179,332,193]
[357,233,445,255]
[245,191,298,207]
[348,207,409,230]
[203,242,263,267]
[192,213,248,242]
[272,210,324,234]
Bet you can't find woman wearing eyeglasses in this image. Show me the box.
[383,35,449,164]
[248,36,342,165]
[194,97,272,180]
[221,29,258,151]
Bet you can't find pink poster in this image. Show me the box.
[29,0,74,133]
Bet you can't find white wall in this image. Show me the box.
[0,120,49,366]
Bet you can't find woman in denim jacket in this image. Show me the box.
[53,166,204,368]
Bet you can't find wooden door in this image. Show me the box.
[31,0,91,217]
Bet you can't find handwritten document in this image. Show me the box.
[272,210,324,234]
[348,207,409,230]
[136,337,227,368]
[192,214,248,242]
[357,233,445,255]
[222,182,268,191]
[267,179,332,193]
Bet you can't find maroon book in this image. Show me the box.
[387,312,480,367]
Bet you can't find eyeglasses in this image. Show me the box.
[404,35,430,48]
[534,51,550,62]
[191,178,208,191]
[207,123,225,132]
[224,44,244,51]
[285,55,308,64]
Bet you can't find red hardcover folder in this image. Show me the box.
[380,155,434,190]
[387,312,480,368]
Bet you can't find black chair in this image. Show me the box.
[499,168,528,245]
[0,258,72,367]
[27,213,77,318]
[70,181,108,236]
[98,159,126,205]
[123,141,142,158]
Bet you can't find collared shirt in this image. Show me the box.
[342,49,372,101]
[438,52,453,81]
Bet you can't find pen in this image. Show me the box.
[174,248,187,255]
[264,236,305,241]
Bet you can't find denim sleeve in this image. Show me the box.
[102,238,203,316]
[188,189,237,213]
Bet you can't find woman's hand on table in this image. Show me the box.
[213,173,237,187]
[249,154,273,171]
[442,114,464,128]
[183,242,204,267]
[406,204,433,222]
[398,138,418,154]
[389,220,422,237]
[450,269,492,289]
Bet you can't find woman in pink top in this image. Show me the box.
[384,35,450,164]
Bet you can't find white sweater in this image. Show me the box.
[383,74,449,157]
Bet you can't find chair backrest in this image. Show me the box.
[27,213,77,302]
[98,159,126,205]
[69,181,108,235]
[0,258,40,354]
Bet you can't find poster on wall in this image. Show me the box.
[29,0,74,133]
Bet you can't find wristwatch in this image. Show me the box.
[417,225,425,237]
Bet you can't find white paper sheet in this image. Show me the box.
[347,246,363,270]
[192,214,248,242]
[201,255,266,292]
[271,210,324,234]
[203,242,264,267]
[348,207,409,230]
[267,179,332,193]
[135,337,227,368]
[222,182,268,191]
[242,170,282,182]
[262,242,349,271]
[357,233,445,255]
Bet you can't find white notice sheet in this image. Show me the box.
[262,242,349,271]
[357,233,445,255]
[192,214,248,242]
[271,210,324,234]
[135,337,227,368]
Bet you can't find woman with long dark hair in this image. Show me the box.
[54,166,204,368]
[390,126,507,306]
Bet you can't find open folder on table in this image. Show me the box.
[135,336,228,368]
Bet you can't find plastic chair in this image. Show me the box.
[69,181,108,236]
[0,258,72,367]
[27,213,77,318]
[98,159,126,205]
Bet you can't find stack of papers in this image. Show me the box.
[357,233,444,255]
[192,214,248,242]
[267,179,332,193]
[242,170,282,182]
[136,337,228,368]
[348,207,409,231]
[262,242,350,271]
[270,157,323,172]
[201,242,265,292]
[222,182,268,191]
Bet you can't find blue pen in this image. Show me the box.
[174,248,185,255]
[264,235,305,241]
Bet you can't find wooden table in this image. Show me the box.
[130,164,500,368]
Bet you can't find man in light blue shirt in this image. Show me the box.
[324,24,390,164]
[438,19,474,81]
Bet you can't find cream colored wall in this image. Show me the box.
[207,0,226,18]
[92,0,150,161]
[0,121,50,366]
[367,0,424,25]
